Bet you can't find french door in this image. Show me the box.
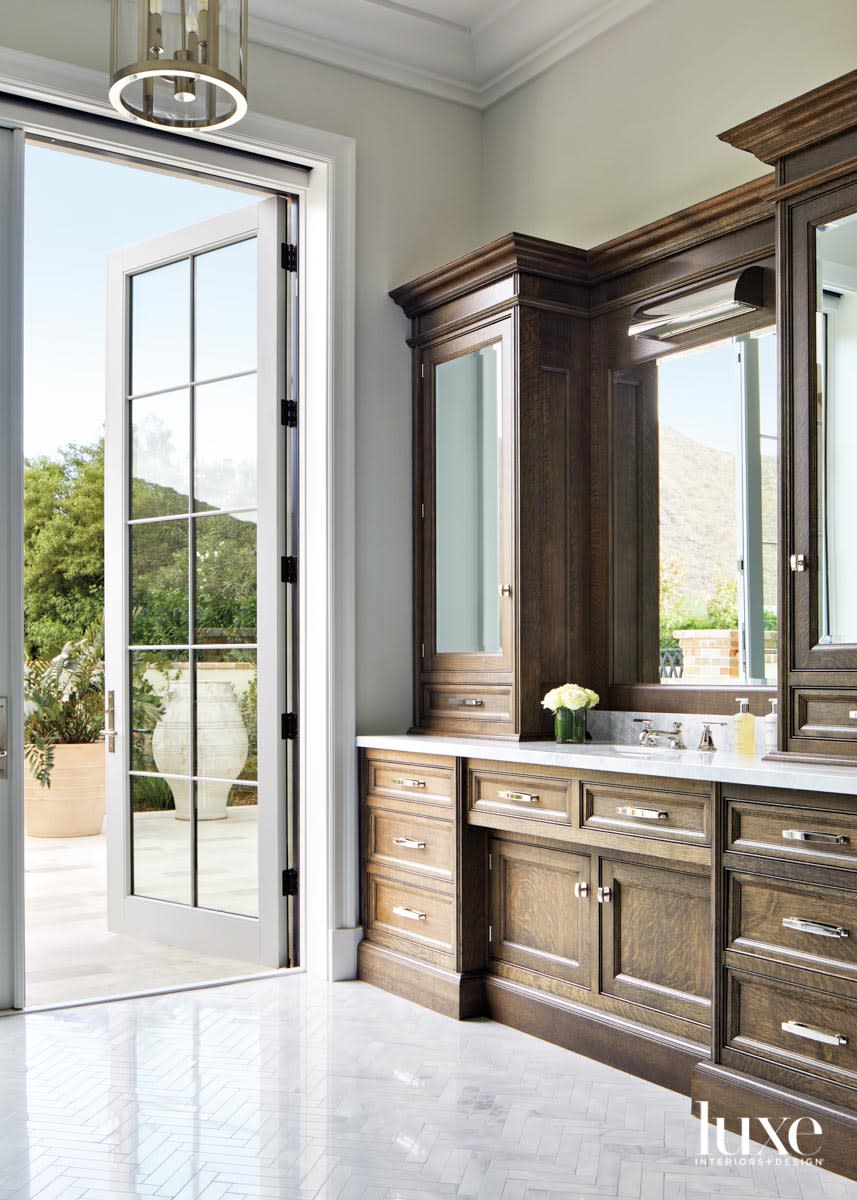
[105,199,295,969]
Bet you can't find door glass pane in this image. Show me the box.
[816,211,857,644]
[130,650,188,772]
[194,376,257,512]
[195,512,257,643]
[130,519,189,644]
[195,649,258,917]
[435,343,502,654]
[131,775,191,905]
[131,390,190,518]
[195,238,257,381]
[131,260,190,395]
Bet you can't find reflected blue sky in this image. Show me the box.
[24,144,259,458]
[657,330,777,454]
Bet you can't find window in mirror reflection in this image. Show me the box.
[816,212,857,645]
[435,343,502,655]
[613,328,777,687]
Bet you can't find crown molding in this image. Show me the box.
[391,175,776,312]
[588,173,776,281]
[250,0,656,110]
[719,69,857,166]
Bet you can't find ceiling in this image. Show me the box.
[250,0,657,108]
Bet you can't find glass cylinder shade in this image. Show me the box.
[110,0,248,131]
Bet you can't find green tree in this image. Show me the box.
[24,441,104,658]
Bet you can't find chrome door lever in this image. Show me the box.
[0,698,7,781]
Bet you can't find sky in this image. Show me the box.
[24,143,260,458]
[657,329,778,455]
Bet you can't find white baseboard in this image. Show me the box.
[329,926,363,981]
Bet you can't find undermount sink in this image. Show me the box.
[588,743,684,759]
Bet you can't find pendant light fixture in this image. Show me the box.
[109,0,249,131]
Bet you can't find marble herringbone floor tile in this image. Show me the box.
[0,977,855,1199]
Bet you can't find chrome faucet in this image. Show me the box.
[633,718,686,750]
[697,721,727,751]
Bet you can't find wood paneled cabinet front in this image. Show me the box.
[391,234,591,739]
[487,833,711,1045]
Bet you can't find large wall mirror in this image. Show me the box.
[434,342,503,655]
[815,211,857,646]
[612,327,778,691]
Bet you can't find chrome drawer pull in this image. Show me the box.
[392,905,427,922]
[391,777,426,789]
[447,697,484,707]
[392,837,427,850]
[574,881,590,900]
[616,805,668,821]
[497,789,540,804]
[783,917,850,939]
[850,711,857,720]
[782,1020,847,1047]
[597,886,613,904]
[783,829,849,845]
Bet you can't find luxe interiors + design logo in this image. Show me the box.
[695,1101,824,1167]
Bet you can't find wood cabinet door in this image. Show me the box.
[788,179,857,680]
[598,857,711,1027]
[420,318,515,679]
[489,837,591,989]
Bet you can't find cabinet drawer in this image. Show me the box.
[365,870,455,955]
[793,690,857,742]
[366,799,454,880]
[727,969,857,1089]
[726,799,857,868]
[468,763,574,829]
[366,754,455,811]
[421,684,513,725]
[581,781,709,846]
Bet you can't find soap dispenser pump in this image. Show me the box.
[763,698,778,753]
[733,697,756,755]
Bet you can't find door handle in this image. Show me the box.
[101,690,117,754]
[0,697,7,781]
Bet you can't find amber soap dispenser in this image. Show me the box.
[733,697,757,755]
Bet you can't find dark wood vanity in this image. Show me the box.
[359,70,857,1181]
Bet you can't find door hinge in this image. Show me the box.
[282,399,298,427]
[282,243,298,272]
[282,867,298,896]
[282,555,298,584]
[282,712,298,740]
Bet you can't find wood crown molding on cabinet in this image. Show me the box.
[719,69,857,166]
[390,175,775,313]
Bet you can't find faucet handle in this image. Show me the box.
[633,717,655,746]
[668,721,686,750]
[698,721,727,752]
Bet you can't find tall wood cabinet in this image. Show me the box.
[391,235,591,739]
[721,70,857,762]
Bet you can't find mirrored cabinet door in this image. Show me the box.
[421,319,514,673]
[791,181,857,674]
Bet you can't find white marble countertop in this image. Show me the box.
[355,733,857,796]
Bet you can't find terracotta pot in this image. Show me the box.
[24,742,105,838]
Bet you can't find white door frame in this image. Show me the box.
[0,125,26,1012]
[0,48,359,1003]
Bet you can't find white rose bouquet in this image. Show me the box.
[541,683,600,713]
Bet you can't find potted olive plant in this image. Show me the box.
[24,623,106,837]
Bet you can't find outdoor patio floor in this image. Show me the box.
[25,809,263,1008]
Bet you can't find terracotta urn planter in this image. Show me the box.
[24,742,106,838]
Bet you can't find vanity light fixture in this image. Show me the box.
[109,0,248,131]
[629,265,770,342]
